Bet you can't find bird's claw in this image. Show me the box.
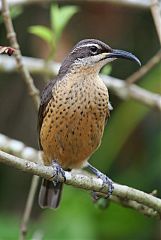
[99,173,114,198]
[51,160,66,186]
[92,173,114,201]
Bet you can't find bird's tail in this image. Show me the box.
[38,179,63,209]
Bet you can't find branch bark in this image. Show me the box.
[0,149,160,219]
[1,0,40,109]
[0,133,40,163]
[102,74,161,110]
[126,49,161,84]
[151,0,161,45]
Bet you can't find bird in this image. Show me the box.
[38,39,141,209]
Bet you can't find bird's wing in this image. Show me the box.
[38,76,59,149]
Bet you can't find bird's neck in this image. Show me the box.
[59,60,104,77]
[58,67,107,96]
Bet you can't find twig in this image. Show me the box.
[19,175,40,240]
[83,0,150,8]
[0,55,161,110]
[1,0,40,109]
[151,0,161,45]
[111,195,158,218]
[126,49,161,84]
[101,75,161,110]
[0,150,160,218]
[1,1,40,238]
[0,0,150,10]
[0,55,60,74]
[0,133,40,163]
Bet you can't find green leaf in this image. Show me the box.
[28,25,53,44]
[51,4,78,42]
[101,64,112,75]
[50,4,59,33]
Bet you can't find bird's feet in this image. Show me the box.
[86,163,114,200]
[51,160,66,186]
[92,173,114,201]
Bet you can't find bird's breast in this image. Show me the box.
[40,74,109,169]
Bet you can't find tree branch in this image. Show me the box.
[111,195,159,218]
[0,55,59,74]
[0,149,160,219]
[0,133,40,163]
[0,0,151,10]
[150,0,161,45]
[20,175,40,240]
[0,133,159,218]
[1,0,40,109]
[0,55,161,110]
[102,74,161,110]
[126,49,161,84]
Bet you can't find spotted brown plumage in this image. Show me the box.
[38,39,141,208]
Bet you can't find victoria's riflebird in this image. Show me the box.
[38,39,141,208]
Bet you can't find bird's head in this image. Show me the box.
[59,39,141,75]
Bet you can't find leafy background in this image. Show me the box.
[0,1,160,240]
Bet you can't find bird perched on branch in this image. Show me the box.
[38,39,141,209]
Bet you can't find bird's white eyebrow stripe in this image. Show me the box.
[71,43,101,53]
[79,43,101,49]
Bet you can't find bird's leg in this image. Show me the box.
[51,160,66,186]
[86,163,114,200]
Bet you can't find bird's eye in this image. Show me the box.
[90,46,98,55]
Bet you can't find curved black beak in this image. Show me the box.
[108,49,141,66]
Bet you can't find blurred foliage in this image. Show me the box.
[0,187,157,240]
[29,4,79,60]
[101,64,112,75]
[0,214,19,239]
